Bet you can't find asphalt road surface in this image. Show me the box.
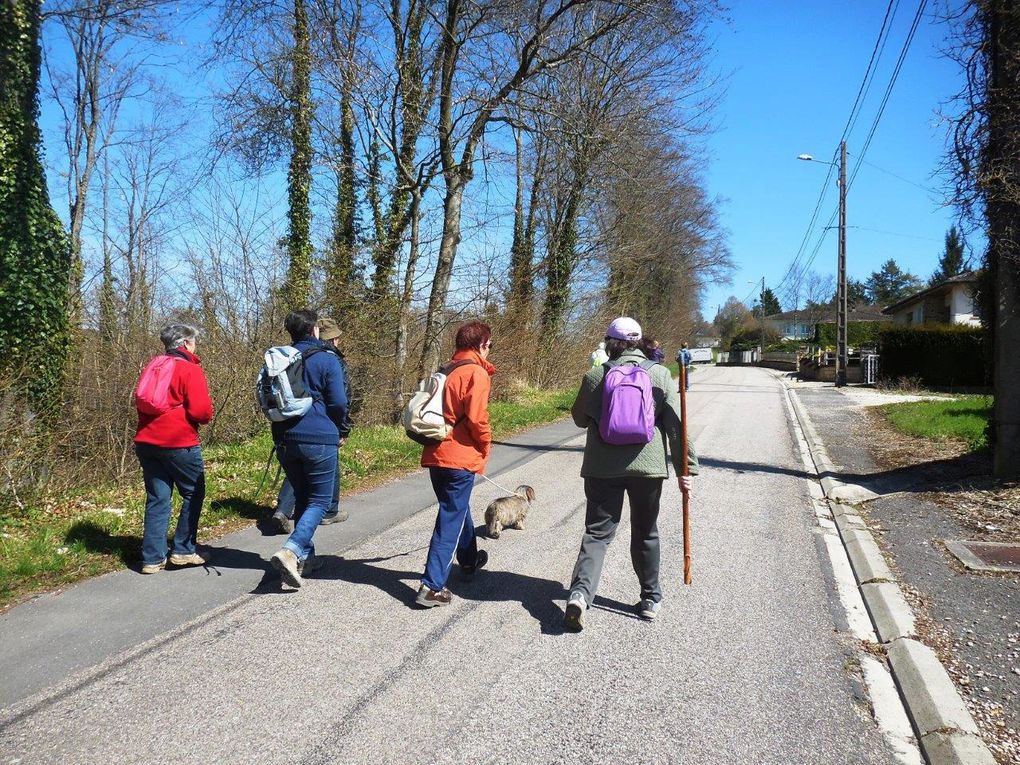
[0,366,898,764]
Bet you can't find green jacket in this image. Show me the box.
[571,349,699,479]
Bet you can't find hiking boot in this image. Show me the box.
[141,559,166,575]
[460,549,488,577]
[272,510,294,534]
[271,548,302,587]
[563,592,586,632]
[169,552,207,568]
[319,509,349,525]
[637,598,661,621]
[297,554,324,577]
[415,584,452,608]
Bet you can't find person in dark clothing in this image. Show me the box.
[272,317,353,532]
[269,310,349,587]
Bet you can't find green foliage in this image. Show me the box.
[0,0,71,415]
[814,321,887,348]
[866,258,924,305]
[752,287,781,317]
[877,396,992,451]
[878,325,990,387]
[930,226,967,285]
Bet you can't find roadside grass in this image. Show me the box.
[0,386,574,611]
[875,395,993,451]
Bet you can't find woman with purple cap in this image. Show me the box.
[563,316,697,632]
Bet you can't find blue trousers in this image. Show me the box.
[421,468,480,591]
[275,461,340,520]
[275,442,337,561]
[136,443,205,566]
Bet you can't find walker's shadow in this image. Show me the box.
[314,551,570,634]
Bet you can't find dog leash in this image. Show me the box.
[476,472,526,498]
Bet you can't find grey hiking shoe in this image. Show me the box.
[320,510,349,525]
[169,552,207,568]
[297,554,323,577]
[141,559,166,575]
[271,548,302,587]
[637,598,661,621]
[563,591,586,632]
[272,509,294,534]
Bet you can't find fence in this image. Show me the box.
[862,354,879,385]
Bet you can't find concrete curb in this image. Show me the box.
[779,377,996,765]
[861,582,916,642]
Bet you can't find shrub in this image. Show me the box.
[878,325,989,388]
[814,321,888,349]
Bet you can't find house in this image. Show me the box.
[764,305,886,341]
[881,272,980,327]
[692,334,721,348]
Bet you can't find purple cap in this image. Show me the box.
[606,316,642,341]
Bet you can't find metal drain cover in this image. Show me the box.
[944,540,1020,573]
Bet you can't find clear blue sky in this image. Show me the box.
[700,1,969,318]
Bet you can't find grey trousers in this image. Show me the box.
[569,476,665,605]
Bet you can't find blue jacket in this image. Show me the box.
[271,337,349,446]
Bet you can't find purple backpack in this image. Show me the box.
[599,360,656,445]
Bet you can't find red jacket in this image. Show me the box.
[134,349,214,448]
[421,349,495,474]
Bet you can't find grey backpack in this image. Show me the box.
[256,346,322,422]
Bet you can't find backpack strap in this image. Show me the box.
[439,359,477,375]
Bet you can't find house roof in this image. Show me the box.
[765,304,886,323]
[881,272,977,315]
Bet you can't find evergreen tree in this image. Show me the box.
[847,278,869,306]
[930,225,967,285]
[0,0,71,415]
[865,259,924,305]
[752,287,781,318]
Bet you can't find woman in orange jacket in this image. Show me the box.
[416,321,495,607]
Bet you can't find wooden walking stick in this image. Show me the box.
[679,363,692,584]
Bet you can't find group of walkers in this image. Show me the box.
[132,312,695,631]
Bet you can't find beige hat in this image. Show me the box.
[318,318,342,341]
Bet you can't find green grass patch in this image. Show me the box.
[0,386,575,610]
[876,395,993,451]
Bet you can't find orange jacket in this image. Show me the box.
[421,349,495,473]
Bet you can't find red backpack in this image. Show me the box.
[135,354,183,415]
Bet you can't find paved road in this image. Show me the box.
[0,366,897,764]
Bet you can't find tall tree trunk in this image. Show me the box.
[283,0,314,310]
[419,177,465,375]
[541,181,582,335]
[326,86,357,321]
[393,188,423,417]
[987,0,1020,478]
[0,0,71,418]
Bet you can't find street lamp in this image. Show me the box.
[798,141,848,387]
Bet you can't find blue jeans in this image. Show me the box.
[421,467,479,591]
[275,460,340,520]
[136,443,206,566]
[276,442,337,560]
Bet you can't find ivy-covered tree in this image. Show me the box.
[930,225,967,285]
[0,0,71,414]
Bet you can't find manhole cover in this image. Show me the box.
[944,540,1020,573]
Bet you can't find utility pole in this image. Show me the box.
[836,140,848,388]
[759,277,766,363]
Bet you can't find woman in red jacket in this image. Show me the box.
[134,325,214,574]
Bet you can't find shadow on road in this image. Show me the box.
[65,520,140,567]
[699,457,810,480]
[824,451,993,496]
[309,550,570,634]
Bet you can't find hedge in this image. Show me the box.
[878,325,989,387]
[814,321,887,349]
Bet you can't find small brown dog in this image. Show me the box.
[484,485,536,539]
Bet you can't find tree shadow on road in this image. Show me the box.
[490,440,585,453]
[825,451,993,496]
[699,457,810,480]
